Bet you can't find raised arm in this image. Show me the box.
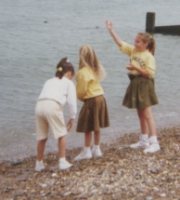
[105,20,123,47]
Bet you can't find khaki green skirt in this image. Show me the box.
[123,74,158,109]
[76,95,110,133]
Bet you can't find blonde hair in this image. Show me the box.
[79,45,106,81]
[138,32,155,55]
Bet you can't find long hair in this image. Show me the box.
[138,32,155,55]
[55,57,75,79]
[79,45,106,81]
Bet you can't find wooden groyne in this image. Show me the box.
[146,12,180,35]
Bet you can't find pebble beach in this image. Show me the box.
[1,126,180,200]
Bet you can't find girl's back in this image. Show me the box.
[76,66,104,101]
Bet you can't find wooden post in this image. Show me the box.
[146,12,155,33]
[155,25,180,35]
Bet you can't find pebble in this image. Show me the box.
[91,189,98,195]
[145,178,153,186]
[1,127,180,199]
[146,197,153,200]
[78,187,84,193]
[153,187,159,191]
[62,191,71,196]
[46,179,55,186]
[14,190,27,196]
[159,193,166,197]
[52,173,57,177]
[39,183,47,188]
[121,186,128,191]
[76,172,81,176]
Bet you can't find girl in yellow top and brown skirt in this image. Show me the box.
[106,20,160,154]
[74,45,110,161]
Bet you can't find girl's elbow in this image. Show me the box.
[118,41,123,47]
[77,94,84,101]
[78,97,84,102]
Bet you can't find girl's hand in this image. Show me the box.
[126,64,136,70]
[67,119,74,131]
[105,20,123,47]
[105,20,113,30]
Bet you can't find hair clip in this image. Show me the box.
[58,67,63,72]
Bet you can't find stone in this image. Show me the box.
[159,193,166,197]
[52,173,57,177]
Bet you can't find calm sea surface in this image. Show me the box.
[0,0,180,162]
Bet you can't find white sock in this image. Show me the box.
[84,147,91,153]
[93,145,100,150]
[37,160,43,164]
[149,136,158,143]
[59,158,66,162]
[141,134,148,141]
[141,133,148,138]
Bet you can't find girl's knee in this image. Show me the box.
[94,130,100,134]
[39,138,47,143]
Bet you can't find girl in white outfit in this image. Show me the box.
[35,57,77,171]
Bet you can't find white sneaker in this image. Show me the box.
[130,134,149,149]
[130,140,150,149]
[144,136,160,154]
[59,160,72,170]
[35,160,45,172]
[74,150,92,161]
[92,148,102,158]
[143,143,160,154]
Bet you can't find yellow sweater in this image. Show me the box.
[76,66,104,101]
[119,41,156,78]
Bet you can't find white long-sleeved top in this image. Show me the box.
[38,77,77,119]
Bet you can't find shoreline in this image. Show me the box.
[1,125,180,199]
[0,123,178,164]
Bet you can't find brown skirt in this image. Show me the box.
[123,74,158,109]
[76,95,110,133]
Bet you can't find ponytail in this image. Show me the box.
[55,57,75,79]
[147,36,155,55]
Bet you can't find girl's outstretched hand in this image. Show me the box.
[105,20,122,47]
[67,119,74,132]
[105,20,113,30]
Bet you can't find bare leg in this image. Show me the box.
[137,109,148,134]
[141,107,160,153]
[37,138,47,161]
[138,107,156,136]
[74,132,92,161]
[130,107,156,150]
[94,131,100,145]
[92,130,102,157]
[85,132,92,147]
[58,136,66,158]
[144,107,156,136]
[58,135,72,170]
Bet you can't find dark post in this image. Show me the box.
[146,12,155,33]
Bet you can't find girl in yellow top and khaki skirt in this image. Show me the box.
[74,45,109,161]
[106,20,160,154]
